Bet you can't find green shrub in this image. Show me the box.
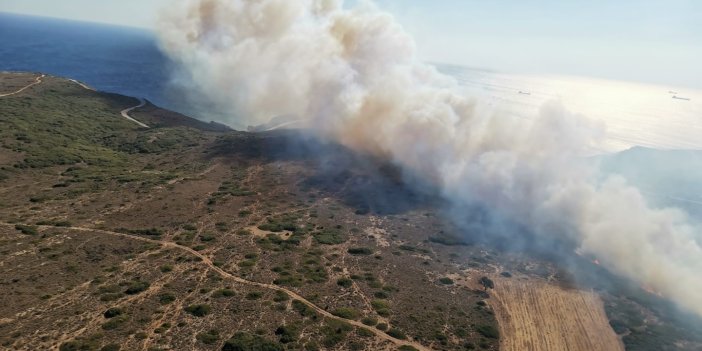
[398,346,419,351]
[59,339,101,351]
[376,323,388,331]
[103,307,123,318]
[321,320,353,347]
[438,277,454,285]
[428,232,468,246]
[331,307,360,320]
[197,329,220,345]
[476,324,499,339]
[336,278,353,288]
[184,304,211,317]
[212,288,236,298]
[100,344,120,351]
[14,224,38,235]
[246,291,263,300]
[160,265,173,273]
[275,324,300,343]
[312,228,346,245]
[361,317,378,326]
[222,332,282,351]
[347,247,373,255]
[102,315,128,330]
[292,300,317,318]
[124,281,149,295]
[158,292,176,305]
[387,328,407,340]
[374,291,389,299]
[200,233,216,242]
[371,300,390,310]
[273,291,289,302]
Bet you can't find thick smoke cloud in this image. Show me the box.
[157,0,702,316]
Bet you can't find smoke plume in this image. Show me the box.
[157,0,702,316]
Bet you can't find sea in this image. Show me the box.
[2,12,701,216]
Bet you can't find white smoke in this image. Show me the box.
[157,0,702,316]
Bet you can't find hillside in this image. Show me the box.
[0,72,700,351]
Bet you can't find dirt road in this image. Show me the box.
[119,97,149,128]
[489,277,623,351]
[1,222,430,351]
[0,74,45,97]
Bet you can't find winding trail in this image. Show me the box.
[66,77,148,128]
[119,97,150,128]
[0,74,45,97]
[0,221,430,351]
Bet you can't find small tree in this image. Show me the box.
[479,276,495,291]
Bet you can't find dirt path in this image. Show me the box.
[0,74,45,97]
[489,277,623,351]
[120,97,149,128]
[1,222,430,351]
[68,79,95,91]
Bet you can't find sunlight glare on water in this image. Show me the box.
[443,65,702,153]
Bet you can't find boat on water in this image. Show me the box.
[518,91,531,95]
[672,96,691,101]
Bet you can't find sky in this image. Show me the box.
[1,0,700,89]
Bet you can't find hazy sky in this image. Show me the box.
[1,0,700,88]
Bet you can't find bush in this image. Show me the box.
[438,277,454,285]
[100,344,120,351]
[321,320,353,347]
[337,278,353,288]
[59,340,100,351]
[246,292,263,300]
[428,232,468,246]
[331,307,360,320]
[124,281,149,295]
[610,319,628,335]
[476,324,499,339]
[14,224,38,235]
[184,304,211,317]
[374,291,389,299]
[273,291,289,302]
[398,346,419,351]
[102,315,128,330]
[292,300,317,318]
[212,288,236,298]
[371,300,390,310]
[197,329,220,345]
[159,292,176,305]
[122,228,163,236]
[222,332,282,351]
[347,247,373,255]
[313,228,346,245]
[361,317,378,326]
[376,323,388,331]
[387,328,407,340]
[200,233,216,242]
[275,324,300,343]
[103,307,123,318]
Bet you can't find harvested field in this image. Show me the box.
[490,278,623,351]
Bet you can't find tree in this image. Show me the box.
[479,276,495,291]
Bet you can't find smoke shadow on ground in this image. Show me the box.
[206,129,443,216]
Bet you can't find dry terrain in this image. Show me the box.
[1,72,700,351]
[489,278,623,351]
